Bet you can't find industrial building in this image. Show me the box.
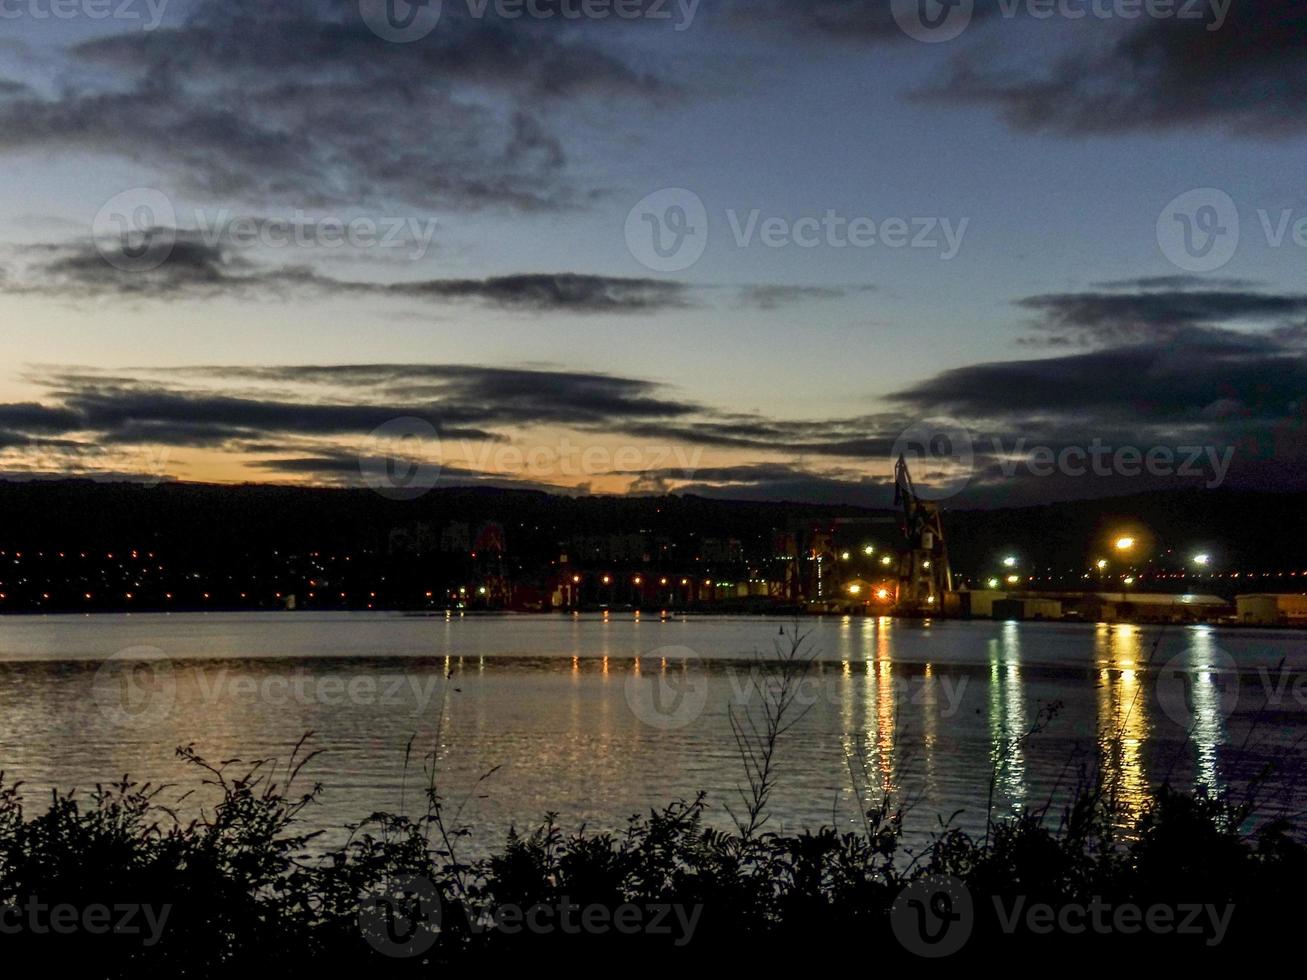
[1236,594,1307,626]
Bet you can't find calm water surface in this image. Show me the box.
[0,612,1303,851]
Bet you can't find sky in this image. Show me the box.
[0,0,1304,506]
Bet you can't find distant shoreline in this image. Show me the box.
[1,606,1305,631]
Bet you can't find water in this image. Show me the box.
[0,612,1303,852]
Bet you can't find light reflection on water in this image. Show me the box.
[0,612,1302,851]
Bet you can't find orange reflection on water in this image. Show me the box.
[1095,624,1150,819]
[873,617,896,795]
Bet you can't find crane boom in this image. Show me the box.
[893,455,954,613]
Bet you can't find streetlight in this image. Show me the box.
[863,544,875,556]
[1002,556,1017,568]
[1114,537,1135,552]
[847,584,862,596]
[1193,553,1211,566]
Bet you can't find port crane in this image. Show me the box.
[893,454,954,613]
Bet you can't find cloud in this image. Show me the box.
[12,235,692,313]
[656,462,894,506]
[0,0,674,211]
[1017,282,1307,347]
[5,297,1306,504]
[736,284,864,309]
[918,1,1307,137]
[725,0,1001,44]
[16,236,865,315]
[15,364,708,448]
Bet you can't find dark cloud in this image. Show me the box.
[11,363,709,451]
[13,235,691,313]
[661,462,894,507]
[0,0,672,211]
[736,284,860,309]
[387,273,689,312]
[6,280,1307,503]
[919,1,1307,137]
[892,331,1307,419]
[1018,284,1307,347]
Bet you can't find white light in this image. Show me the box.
[1002,556,1017,567]
[1193,553,1211,566]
